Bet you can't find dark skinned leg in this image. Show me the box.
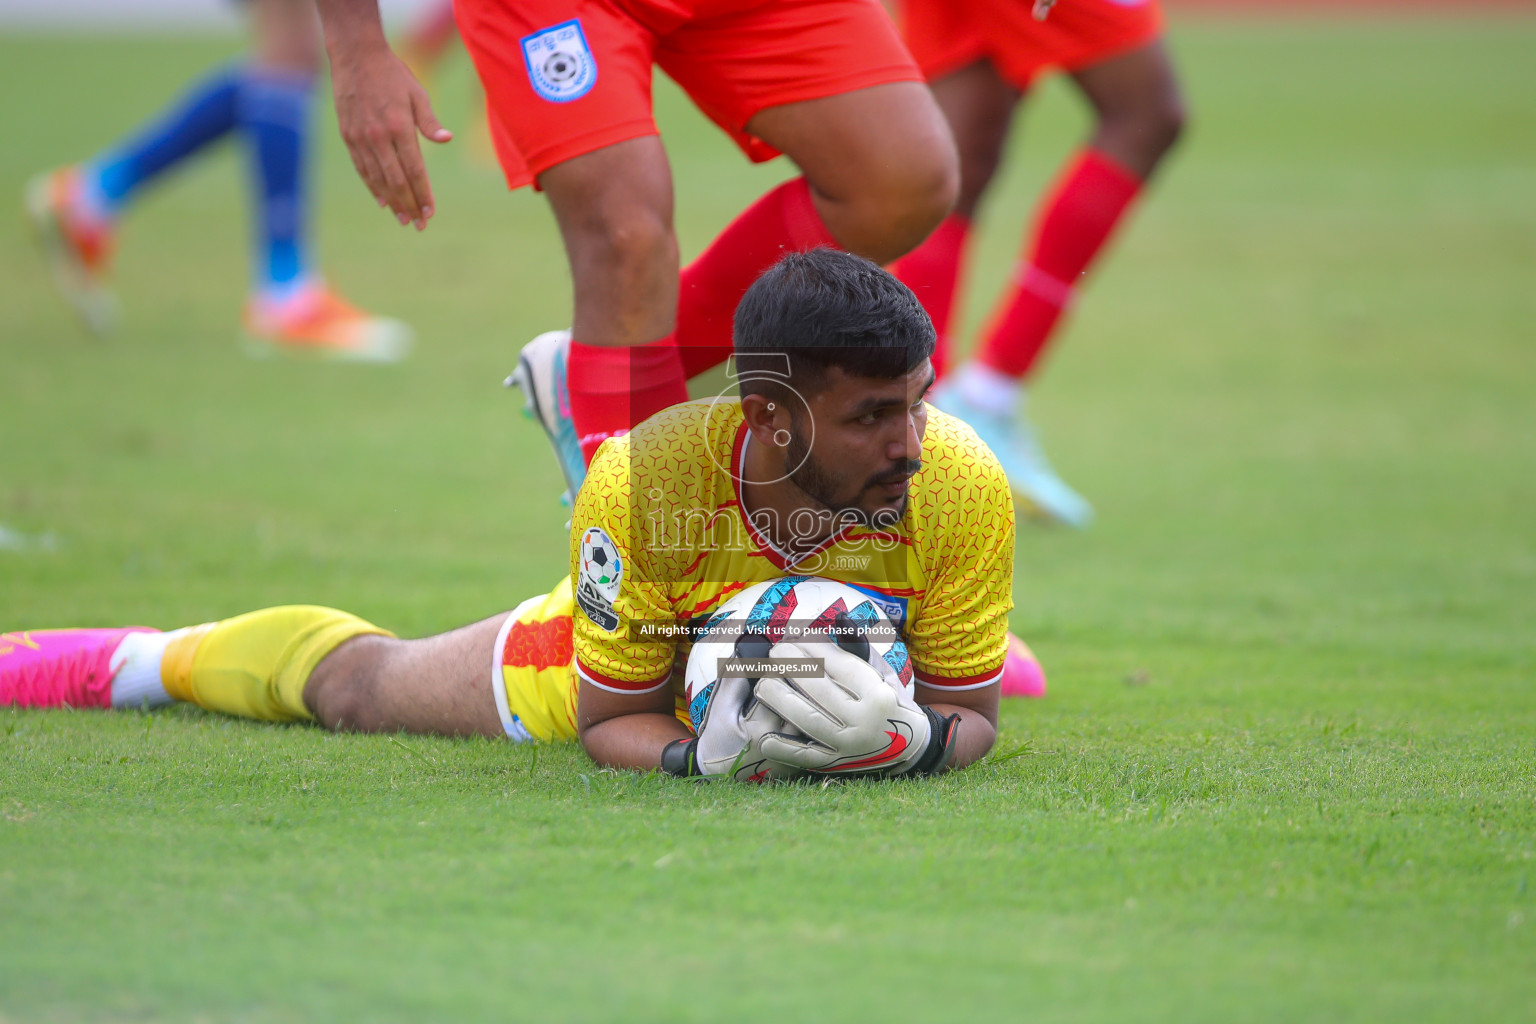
[1070,38,1186,181]
[928,60,1022,220]
[747,81,959,264]
[303,615,506,737]
[537,135,680,347]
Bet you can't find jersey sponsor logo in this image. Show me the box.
[845,584,909,631]
[520,20,597,104]
[576,579,620,633]
[577,526,622,632]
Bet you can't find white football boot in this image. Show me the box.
[505,329,586,504]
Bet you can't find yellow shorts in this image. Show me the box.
[491,577,689,743]
[492,578,581,743]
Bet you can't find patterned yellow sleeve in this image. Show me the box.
[906,413,1016,690]
[569,436,675,694]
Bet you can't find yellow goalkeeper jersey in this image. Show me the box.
[569,399,1015,699]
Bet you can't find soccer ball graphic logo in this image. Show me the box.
[579,527,622,599]
[543,51,579,83]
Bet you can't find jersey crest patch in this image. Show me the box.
[521,20,597,104]
[577,526,622,632]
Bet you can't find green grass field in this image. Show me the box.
[2,15,1534,1021]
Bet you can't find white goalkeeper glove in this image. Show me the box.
[663,665,805,782]
[753,641,961,778]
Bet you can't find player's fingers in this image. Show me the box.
[372,135,422,225]
[413,89,454,145]
[352,119,407,221]
[392,135,435,231]
[819,645,888,701]
[700,674,752,733]
[754,677,844,742]
[773,634,866,693]
[342,136,389,210]
[405,90,451,227]
[739,692,786,737]
[758,732,833,770]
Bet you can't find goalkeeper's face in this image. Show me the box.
[785,360,934,525]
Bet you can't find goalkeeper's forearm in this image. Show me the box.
[578,712,692,770]
[576,679,693,771]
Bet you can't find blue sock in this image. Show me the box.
[238,69,316,296]
[86,67,241,216]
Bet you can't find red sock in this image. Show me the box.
[977,149,1142,379]
[674,177,839,379]
[567,178,837,460]
[889,213,971,379]
[566,338,688,462]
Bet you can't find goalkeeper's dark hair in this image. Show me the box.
[732,248,935,405]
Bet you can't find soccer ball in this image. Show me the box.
[684,576,915,778]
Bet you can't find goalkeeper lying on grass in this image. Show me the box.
[2,250,1043,780]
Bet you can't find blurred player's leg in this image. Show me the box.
[671,81,958,383]
[947,40,1183,526]
[396,0,460,86]
[27,0,410,358]
[889,59,1021,377]
[240,0,414,361]
[26,67,242,334]
[970,40,1184,388]
[889,0,1184,527]
[465,0,954,488]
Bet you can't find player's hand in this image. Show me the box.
[692,673,802,782]
[329,42,452,230]
[754,641,942,777]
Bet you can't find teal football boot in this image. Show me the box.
[506,329,586,502]
[931,384,1094,529]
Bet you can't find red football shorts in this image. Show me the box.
[453,0,923,190]
[897,0,1163,91]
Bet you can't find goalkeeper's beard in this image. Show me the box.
[783,431,920,528]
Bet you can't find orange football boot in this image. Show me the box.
[242,282,413,363]
[25,167,119,335]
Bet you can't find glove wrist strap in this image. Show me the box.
[899,707,961,777]
[660,737,701,777]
